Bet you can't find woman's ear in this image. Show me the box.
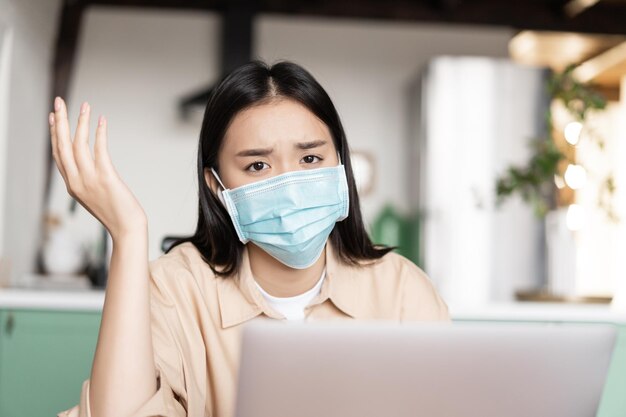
[204,168,220,195]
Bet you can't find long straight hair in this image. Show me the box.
[168,59,392,276]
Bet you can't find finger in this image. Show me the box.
[53,97,79,179]
[73,102,96,176]
[94,115,116,176]
[49,112,68,181]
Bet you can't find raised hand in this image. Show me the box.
[49,97,147,239]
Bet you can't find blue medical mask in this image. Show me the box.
[210,160,349,269]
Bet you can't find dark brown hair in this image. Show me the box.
[168,59,392,276]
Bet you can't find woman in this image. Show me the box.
[54,60,449,417]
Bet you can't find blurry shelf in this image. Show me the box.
[451,302,626,324]
[4,275,626,322]
[515,289,612,304]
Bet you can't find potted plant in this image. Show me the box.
[495,64,616,301]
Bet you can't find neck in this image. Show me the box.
[248,243,326,297]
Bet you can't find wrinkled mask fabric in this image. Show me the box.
[211,164,350,269]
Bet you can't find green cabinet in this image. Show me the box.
[0,309,4,403]
[0,306,624,416]
[597,325,626,417]
[0,308,101,417]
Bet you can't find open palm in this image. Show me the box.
[49,97,147,239]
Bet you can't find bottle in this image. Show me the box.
[41,212,87,276]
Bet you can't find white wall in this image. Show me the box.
[0,0,61,285]
[53,7,222,264]
[420,58,547,306]
[256,16,513,221]
[0,5,512,284]
[0,12,13,280]
[50,7,513,266]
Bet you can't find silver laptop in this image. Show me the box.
[234,320,617,417]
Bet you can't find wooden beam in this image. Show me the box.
[38,0,87,274]
[221,0,256,75]
[44,0,87,211]
[564,0,601,17]
[574,41,626,86]
[85,0,626,35]
[509,31,625,72]
[178,0,257,118]
[88,0,222,11]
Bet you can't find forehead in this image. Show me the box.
[221,99,333,151]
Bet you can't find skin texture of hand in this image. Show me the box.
[50,97,157,417]
[48,97,147,239]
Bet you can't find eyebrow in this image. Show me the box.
[295,140,328,150]
[236,147,274,157]
[235,140,328,157]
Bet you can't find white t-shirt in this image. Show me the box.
[253,268,326,321]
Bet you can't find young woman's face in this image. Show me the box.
[205,98,339,191]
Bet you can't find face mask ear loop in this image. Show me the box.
[210,167,227,191]
[337,151,342,166]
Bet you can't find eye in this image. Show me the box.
[246,161,270,172]
[301,155,322,164]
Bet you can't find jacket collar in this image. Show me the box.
[215,240,364,329]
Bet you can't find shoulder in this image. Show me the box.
[148,241,217,307]
[353,251,450,321]
[353,250,429,286]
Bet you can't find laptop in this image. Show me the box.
[234,319,617,417]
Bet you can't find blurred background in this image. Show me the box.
[2,0,626,306]
[3,0,626,415]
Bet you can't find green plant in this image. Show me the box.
[495,64,616,221]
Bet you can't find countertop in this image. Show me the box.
[2,285,626,323]
[0,287,105,311]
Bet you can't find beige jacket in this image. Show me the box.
[58,240,450,417]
